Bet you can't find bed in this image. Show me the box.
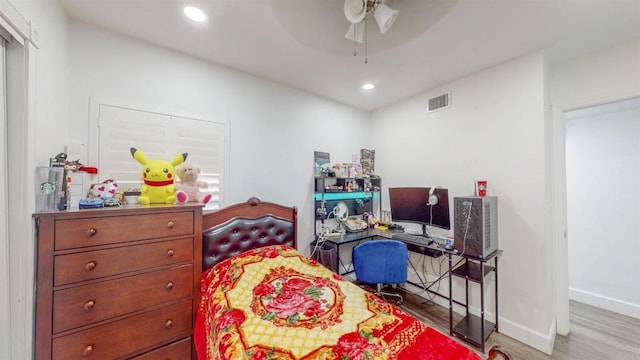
[195,197,510,360]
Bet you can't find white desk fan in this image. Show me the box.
[333,202,349,223]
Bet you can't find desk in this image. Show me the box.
[312,229,501,352]
[314,229,448,268]
[312,229,456,300]
[311,229,385,275]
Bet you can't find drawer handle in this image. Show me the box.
[166,221,175,229]
[84,261,97,271]
[83,300,95,312]
[164,319,173,329]
[166,282,174,291]
[166,249,175,257]
[85,228,97,237]
[82,344,94,357]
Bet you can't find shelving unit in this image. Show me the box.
[311,176,381,274]
[313,176,382,228]
[448,250,501,353]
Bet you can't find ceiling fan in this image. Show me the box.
[343,0,399,44]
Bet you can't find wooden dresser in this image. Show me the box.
[33,204,203,359]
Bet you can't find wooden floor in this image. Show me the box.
[395,288,640,359]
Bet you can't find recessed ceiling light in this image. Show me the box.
[362,83,375,90]
[184,6,207,22]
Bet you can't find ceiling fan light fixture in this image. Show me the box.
[345,22,365,43]
[183,5,207,22]
[344,0,367,23]
[373,2,398,34]
[343,0,397,64]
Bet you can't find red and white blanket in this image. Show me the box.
[195,245,479,360]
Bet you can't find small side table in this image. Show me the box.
[448,250,501,353]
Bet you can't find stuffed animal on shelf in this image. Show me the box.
[175,163,212,205]
[130,147,187,205]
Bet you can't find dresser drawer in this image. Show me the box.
[54,237,193,286]
[130,337,191,360]
[52,300,192,360]
[53,264,193,333]
[55,211,194,250]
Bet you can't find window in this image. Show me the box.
[89,99,228,210]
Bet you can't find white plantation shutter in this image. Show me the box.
[172,116,224,210]
[93,102,227,210]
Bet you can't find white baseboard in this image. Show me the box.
[497,314,556,355]
[404,271,556,355]
[569,287,640,319]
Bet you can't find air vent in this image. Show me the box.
[427,93,450,113]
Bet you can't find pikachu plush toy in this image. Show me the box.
[130,147,187,205]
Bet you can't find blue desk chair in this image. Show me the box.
[352,240,408,305]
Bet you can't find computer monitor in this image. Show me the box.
[388,187,451,236]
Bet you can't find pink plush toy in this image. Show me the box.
[175,163,212,205]
[89,179,119,199]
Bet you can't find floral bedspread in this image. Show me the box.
[194,245,480,360]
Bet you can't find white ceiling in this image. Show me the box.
[60,0,640,111]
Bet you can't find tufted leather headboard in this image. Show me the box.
[202,197,297,271]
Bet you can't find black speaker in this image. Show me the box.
[453,196,498,259]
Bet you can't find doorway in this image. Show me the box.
[564,96,640,319]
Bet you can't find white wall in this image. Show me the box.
[13,1,70,162]
[550,39,640,333]
[565,98,640,319]
[5,1,70,358]
[371,52,555,353]
[67,22,371,254]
